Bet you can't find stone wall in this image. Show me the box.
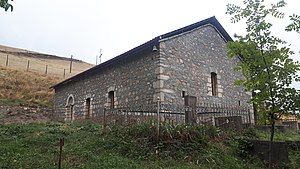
[53,24,253,122]
[54,51,159,120]
[0,106,51,123]
[158,25,251,107]
[250,140,288,167]
[282,121,299,130]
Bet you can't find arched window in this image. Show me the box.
[211,72,217,96]
[66,95,74,106]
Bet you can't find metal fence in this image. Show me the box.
[52,103,252,127]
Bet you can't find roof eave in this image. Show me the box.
[52,16,233,89]
[51,37,159,89]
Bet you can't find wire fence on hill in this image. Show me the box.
[0,50,93,79]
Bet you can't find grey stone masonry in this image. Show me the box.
[158,25,251,106]
[54,51,159,120]
[53,18,253,122]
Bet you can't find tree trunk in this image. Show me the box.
[268,120,275,169]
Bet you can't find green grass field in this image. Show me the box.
[0,122,263,169]
[1,122,299,169]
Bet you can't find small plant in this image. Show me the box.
[2,125,25,138]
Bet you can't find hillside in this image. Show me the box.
[0,66,59,107]
[1,122,299,168]
[0,44,94,107]
[0,44,93,79]
[0,122,265,169]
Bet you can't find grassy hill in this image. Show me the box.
[0,44,93,79]
[1,122,299,169]
[0,66,59,107]
[0,44,94,107]
[0,122,266,169]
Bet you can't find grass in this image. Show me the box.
[0,122,265,169]
[254,128,300,169]
[0,44,93,78]
[0,66,60,107]
[256,129,300,141]
[0,44,93,108]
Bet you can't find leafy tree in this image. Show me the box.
[286,14,300,33]
[0,0,13,11]
[226,0,300,168]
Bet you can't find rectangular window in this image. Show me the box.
[211,72,217,96]
[108,91,115,109]
[182,91,186,98]
[85,98,91,118]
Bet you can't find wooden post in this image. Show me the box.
[99,49,102,64]
[58,138,64,169]
[5,55,8,67]
[63,69,66,78]
[69,55,73,73]
[45,65,48,74]
[27,60,30,71]
[96,55,98,65]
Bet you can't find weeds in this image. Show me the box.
[1,122,290,169]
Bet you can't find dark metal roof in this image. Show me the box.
[160,16,232,41]
[52,16,232,89]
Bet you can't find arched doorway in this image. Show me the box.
[66,95,75,121]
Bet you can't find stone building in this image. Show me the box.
[52,16,253,122]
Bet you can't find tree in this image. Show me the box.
[286,14,300,33]
[0,0,13,11]
[226,0,300,168]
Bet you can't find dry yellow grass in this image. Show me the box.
[0,65,60,106]
[0,44,94,79]
[0,44,94,107]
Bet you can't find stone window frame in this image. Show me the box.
[211,72,218,96]
[108,91,115,109]
[84,97,92,119]
[207,69,223,97]
[106,86,117,109]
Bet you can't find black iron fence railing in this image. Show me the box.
[52,103,253,127]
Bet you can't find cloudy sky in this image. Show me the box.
[0,0,299,88]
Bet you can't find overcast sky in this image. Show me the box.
[0,0,299,88]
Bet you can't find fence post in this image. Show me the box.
[184,96,197,125]
[45,65,48,74]
[157,96,160,141]
[69,55,73,73]
[26,60,30,71]
[58,138,64,169]
[5,55,8,67]
[63,69,66,78]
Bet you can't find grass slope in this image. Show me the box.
[0,122,266,169]
[0,44,93,79]
[0,66,60,107]
[0,44,94,107]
